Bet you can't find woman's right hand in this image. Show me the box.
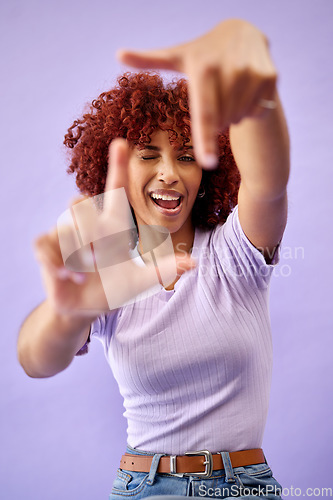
[34,139,195,320]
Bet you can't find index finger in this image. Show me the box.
[187,63,220,170]
[98,138,135,236]
[93,139,137,269]
[116,45,183,72]
[105,138,130,193]
[101,138,131,217]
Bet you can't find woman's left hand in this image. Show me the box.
[117,19,277,169]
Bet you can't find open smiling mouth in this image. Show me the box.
[149,193,183,215]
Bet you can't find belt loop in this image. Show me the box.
[146,453,165,486]
[220,452,236,483]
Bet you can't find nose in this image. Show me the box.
[157,159,180,185]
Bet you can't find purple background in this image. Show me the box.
[1,0,332,498]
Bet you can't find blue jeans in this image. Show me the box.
[109,445,283,499]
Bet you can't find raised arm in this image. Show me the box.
[18,140,195,378]
[117,18,290,259]
[229,93,289,261]
[18,300,92,378]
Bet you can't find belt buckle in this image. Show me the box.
[184,450,213,478]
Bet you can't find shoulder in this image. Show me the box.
[194,205,281,289]
[192,207,237,257]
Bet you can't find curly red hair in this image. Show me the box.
[64,72,240,229]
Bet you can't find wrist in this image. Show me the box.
[45,298,98,327]
[43,299,95,344]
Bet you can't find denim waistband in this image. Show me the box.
[125,444,242,484]
[126,444,156,456]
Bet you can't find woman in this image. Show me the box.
[18,19,289,499]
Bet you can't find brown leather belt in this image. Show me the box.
[120,448,265,478]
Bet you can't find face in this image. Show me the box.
[127,129,202,242]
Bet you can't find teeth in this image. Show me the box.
[150,193,180,201]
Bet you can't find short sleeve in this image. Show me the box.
[74,321,97,356]
[75,312,117,356]
[90,314,107,339]
[211,205,281,290]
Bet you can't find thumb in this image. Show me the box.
[174,253,197,278]
[152,252,197,289]
[116,46,182,72]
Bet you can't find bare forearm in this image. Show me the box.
[17,300,92,378]
[229,92,290,201]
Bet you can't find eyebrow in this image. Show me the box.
[139,145,193,151]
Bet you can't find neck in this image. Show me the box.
[169,223,195,257]
[138,217,195,260]
[137,218,195,290]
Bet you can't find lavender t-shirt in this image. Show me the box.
[91,205,280,455]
